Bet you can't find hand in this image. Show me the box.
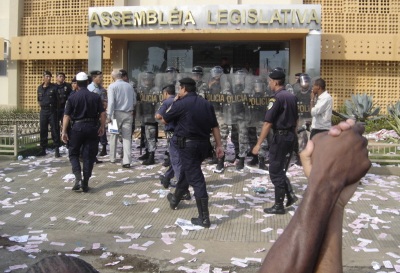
[98,126,105,137]
[61,133,69,144]
[251,144,260,156]
[215,146,224,159]
[310,122,370,188]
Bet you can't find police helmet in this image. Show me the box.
[234,70,247,84]
[299,73,311,89]
[211,66,223,78]
[192,66,204,75]
[141,71,155,87]
[165,66,177,73]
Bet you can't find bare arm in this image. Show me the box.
[252,122,272,155]
[98,111,106,137]
[61,115,71,143]
[212,126,224,159]
[259,121,370,273]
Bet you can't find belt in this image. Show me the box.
[41,105,54,110]
[275,129,290,135]
[73,118,98,123]
[185,137,209,142]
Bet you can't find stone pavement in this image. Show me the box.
[0,138,399,273]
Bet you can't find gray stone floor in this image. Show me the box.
[0,139,399,272]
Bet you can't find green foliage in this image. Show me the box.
[340,94,380,122]
[364,116,393,134]
[387,102,400,137]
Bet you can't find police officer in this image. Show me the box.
[55,72,72,124]
[88,70,108,156]
[155,84,190,205]
[61,72,106,193]
[252,68,299,214]
[37,71,61,158]
[191,66,208,98]
[161,77,224,228]
[137,71,158,165]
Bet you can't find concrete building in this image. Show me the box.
[1,0,399,112]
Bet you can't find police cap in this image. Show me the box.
[76,72,88,81]
[89,70,102,77]
[179,77,196,86]
[43,71,52,77]
[269,70,286,80]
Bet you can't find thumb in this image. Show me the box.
[300,140,314,178]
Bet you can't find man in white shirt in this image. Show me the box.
[107,69,136,168]
[310,78,333,139]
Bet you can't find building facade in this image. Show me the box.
[1,0,399,112]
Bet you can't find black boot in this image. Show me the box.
[191,197,211,228]
[37,147,46,156]
[72,172,82,191]
[214,155,225,173]
[138,149,149,160]
[285,178,298,207]
[54,147,60,158]
[259,156,268,170]
[236,157,245,170]
[162,153,170,167]
[264,187,285,214]
[181,190,191,201]
[81,177,89,193]
[167,189,186,210]
[99,144,107,156]
[160,175,170,189]
[142,152,155,165]
[247,155,258,166]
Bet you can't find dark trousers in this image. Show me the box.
[310,129,328,140]
[268,132,295,190]
[175,138,210,199]
[40,109,60,148]
[164,135,181,181]
[68,122,99,179]
[99,132,108,145]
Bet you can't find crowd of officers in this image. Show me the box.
[36,64,314,225]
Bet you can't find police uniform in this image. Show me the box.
[63,72,105,192]
[259,69,299,214]
[55,73,72,125]
[162,77,219,228]
[37,71,61,157]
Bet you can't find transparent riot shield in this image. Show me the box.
[137,72,159,123]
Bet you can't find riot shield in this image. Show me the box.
[137,72,159,123]
[247,76,269,126]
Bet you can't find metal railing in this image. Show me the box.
[368,142,400,164]
[0,113,41,156]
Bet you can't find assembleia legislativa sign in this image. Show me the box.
[89,5,321,31]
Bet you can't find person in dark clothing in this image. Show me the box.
[55,72,72,126]
[161,77,224,228]
[61,72,106,193]
[252,68,299,214]
[37,71,61,158]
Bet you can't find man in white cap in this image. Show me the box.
[61,72,106,192]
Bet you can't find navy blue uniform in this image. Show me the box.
[64,88,104,181]
[163,92,217,198]
[264,88,298,190]
[55,82,72,123]
[37,83,61,149]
